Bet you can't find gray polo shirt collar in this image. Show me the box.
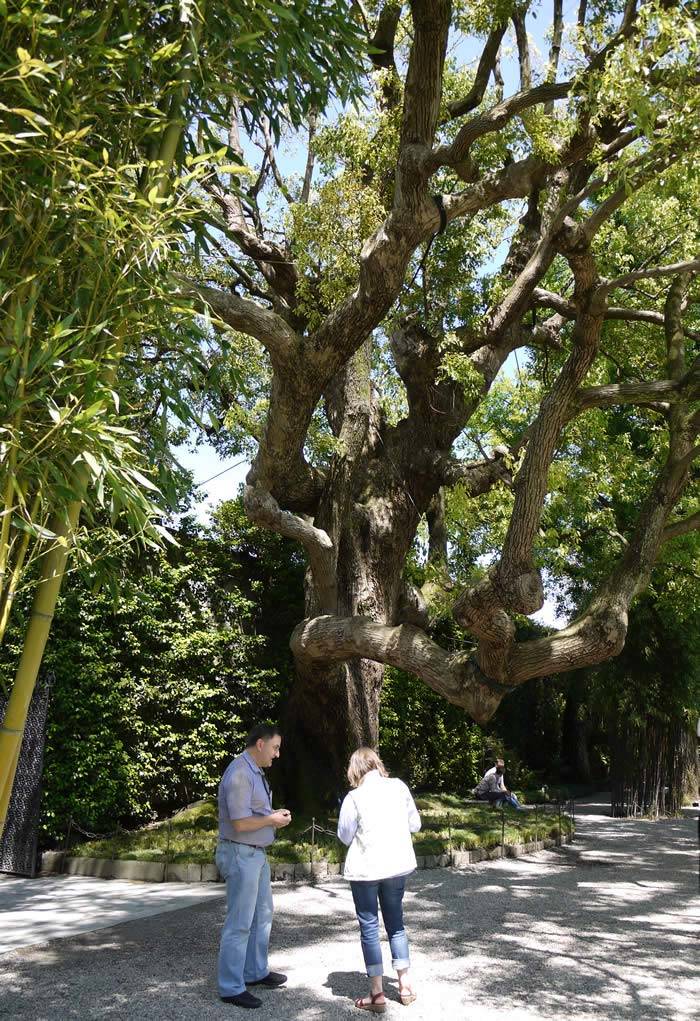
[243,750,270,791]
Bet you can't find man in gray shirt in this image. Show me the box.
[216,724,292,1009]
[475,758,524,810]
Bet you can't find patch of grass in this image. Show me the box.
[70,794,573,864]
[414,801,573,855]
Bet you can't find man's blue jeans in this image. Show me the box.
[350,875,410,977]
[480,791,522,809]
[216,840,273,997]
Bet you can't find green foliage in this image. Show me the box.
[587,595,700,727]
[39,535,275,839]
[380,665,484,792]
[438,332,491,398]
[453,0,516,35]
[69,790,573,863]
[0,0,367,648]
[491,676,570,781]
[289,170,386,329]
[589,2,700,153]
[208,497,306,680]
[0,496,305,841]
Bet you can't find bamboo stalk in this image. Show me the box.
[0,299,22,596]
[0,468,16,597]
[0,492,83,839]
[0,305,126,837]
[0,485,45,647]
[149,6,205,200]
[0,285,37,603]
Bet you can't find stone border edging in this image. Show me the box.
[39,834,572,883]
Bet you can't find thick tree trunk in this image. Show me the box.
[282,656,384,811]
[282,465,417,810]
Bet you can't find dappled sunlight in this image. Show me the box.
[0,874,224,956]
[0,797,697,1019]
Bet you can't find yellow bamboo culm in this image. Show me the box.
[0,284,38,644]
[0,498,82,839]
[0,530,32,647]
[0,485,47,647]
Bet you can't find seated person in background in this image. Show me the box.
[475,759,524,810]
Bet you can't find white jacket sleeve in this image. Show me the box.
[337,792,359,846]
[402,782,421,833]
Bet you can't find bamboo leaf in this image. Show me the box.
[80,451,101,477]
[125,468,160,493]
[11,517,57,541]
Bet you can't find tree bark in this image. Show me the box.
[282,481,415,806]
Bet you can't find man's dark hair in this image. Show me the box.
[245,723,281,747]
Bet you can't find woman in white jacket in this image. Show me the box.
[337,747,421,1013]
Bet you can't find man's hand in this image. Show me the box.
[270,809,292,829]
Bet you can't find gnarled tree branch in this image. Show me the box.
[532,287,700,341]
[444,21,508,120]
[175,278,298,360]
[290,614,512,721]
[453,239,605,679]
[438,451,513,493]
[663,510,700,542]
[603,258,700,293]
[512,7,532,92]
[572,378,686,414]
[244,485,337,611]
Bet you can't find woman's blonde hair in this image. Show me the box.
[347,747,388,788]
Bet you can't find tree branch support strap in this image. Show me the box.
[433,194,447,234]
[406,195,448,293]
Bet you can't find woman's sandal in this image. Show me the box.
[354,992,387,1013]
[399,988,417,1006]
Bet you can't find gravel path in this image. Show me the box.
[0,796,697,1020]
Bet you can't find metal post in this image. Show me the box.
[535,803,539,844]
[311,817,316,865]
[558,800,562,846]
[163,819,172,881]
[501,806,505,858]
[447,813,452,863]
[62,816,73,874]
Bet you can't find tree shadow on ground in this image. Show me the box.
[0,805,696,1020]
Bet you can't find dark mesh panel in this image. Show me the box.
[0,673,52,877]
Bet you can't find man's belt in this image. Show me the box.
[219,837,267,848]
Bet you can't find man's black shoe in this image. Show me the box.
[220,991,262,1009]
[249,972,288,988]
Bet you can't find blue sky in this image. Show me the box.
[173,442,249,516]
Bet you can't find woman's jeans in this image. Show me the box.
[350,875,410,977]
[215,840,273,997]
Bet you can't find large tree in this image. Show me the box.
[184,0,700,802]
